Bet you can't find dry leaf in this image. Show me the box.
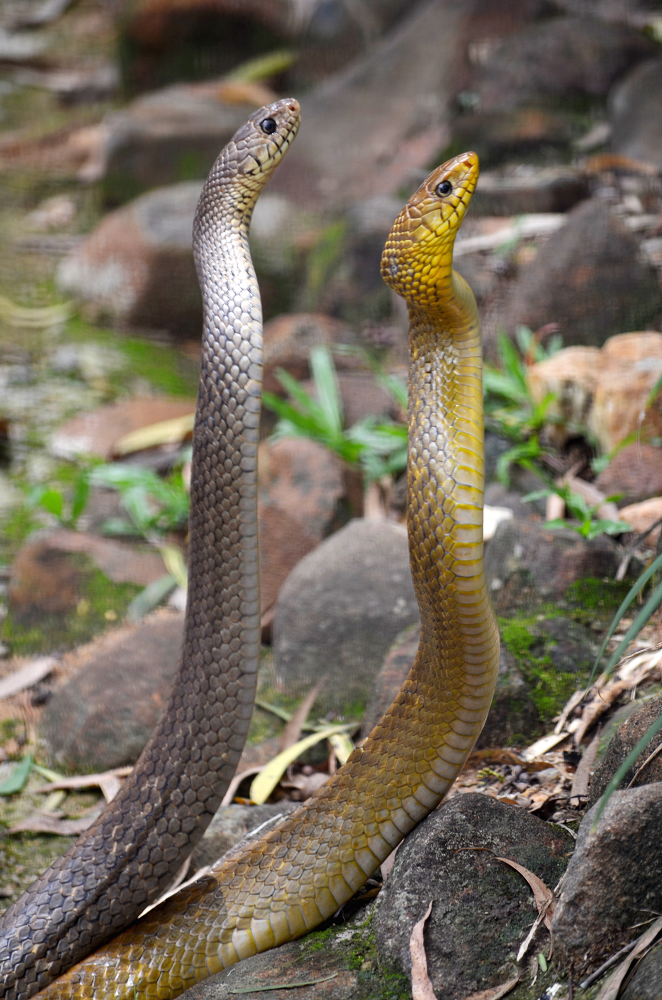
[459,975,520,1000]
[35,766,132,804]
[574,681,627,747]
[280,770,330,800]
[497,857,554,927]
[0,657,57,701]
[596,916,662,1000]
[220,766,263,807]
[522,733,570,760]
[9,812,99,836]
[410,900,435,1000]
[279,678,326,753]
[570,730,601,799]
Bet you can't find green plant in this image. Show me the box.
[262,345,408,483]
[524,483,631,541]
[25,465,91,530]
[89,463,189,542]
[483,326,561,484]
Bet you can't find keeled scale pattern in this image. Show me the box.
[0,99,301,1000]
[36,152,501,1000]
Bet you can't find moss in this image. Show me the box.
[564,576,630,625]
[2,558,140,656]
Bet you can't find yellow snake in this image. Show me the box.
[4,103,498,998]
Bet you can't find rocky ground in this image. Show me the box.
[2,1,662,998]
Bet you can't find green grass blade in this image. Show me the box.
[590,551,662,683]
[592,710,662,830]
[310,345,343,437]
[600,575,662,680]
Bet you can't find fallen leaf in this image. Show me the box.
[574,681,627,747]
[112,413,194,456]
[0,657,57,701]
[9,812,99,836]
[570,729,601,799]
[250,725,352,805]
[279,678,327,752]
[410,900,435,1000]
[596,916,662,1000]
[221,766,263,807]
[0,754,33,795]
[496,857,554,930]
[522,732,570,761]
[34,766,132,803]
[227,974,338,993]
[459,975,520,1000]
[280,771,330,800]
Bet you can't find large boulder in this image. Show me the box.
[273,518,419,715]
[501,200,662,348]
[589,694,662,806]
[374,793,573,998]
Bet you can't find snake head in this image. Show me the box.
[380,151,479,311]
[232,98,301,178]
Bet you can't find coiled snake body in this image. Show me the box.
[0,101,499,1000]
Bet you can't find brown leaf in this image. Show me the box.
[459,975,520,1000]
[574,681,627,747]
[410,900,436,1000]
[496,857,554,930]
[9,812,99,836]
[34,766,132,804]
[279,677,327,753]
[570,729,601,799]
[596,916,662,1000]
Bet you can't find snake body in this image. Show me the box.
[2,106,499,998]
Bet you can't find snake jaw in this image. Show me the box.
[381,151,479,313]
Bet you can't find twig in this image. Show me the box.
[579,938,639,989]
[626,739,662,788]
[616,516,662,581]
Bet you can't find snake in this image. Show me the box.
[0,99,499,1000]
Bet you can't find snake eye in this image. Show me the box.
[260,118,277,134]
[435,180,453,197]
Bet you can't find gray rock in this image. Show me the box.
[589,693,662,806]
[622,940,662,1000]
[273,518,419,715]
[611,58,662,170]
[190,803,298,871]
[553,784,662,978]
[485,517,620,615]
[595,443,662,508]
[57,183,304,335]
[500,199,662,349]
[374,793,573,998]
[472,17,655,112]
[39,613,184,772]
[361,622,420,739]
[471,167,589,216]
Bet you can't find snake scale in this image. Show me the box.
[0,99,499,1000]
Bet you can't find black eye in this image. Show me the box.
[260,117,277,134]
[435,180,452,197]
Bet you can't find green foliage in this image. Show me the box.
[89,463,189,542]
[524,483,631,541]
[25,465,90,530]
[263,345,408,483]
[0,754,33,795]
[484,326,561,485]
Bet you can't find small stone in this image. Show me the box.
[374,793,573,998]
[190,803,298,872]
[526,346,602,448]
[589,332,662,454]
[611,57,662,171]
[589,694,662,806]
[595,444,662,507]
[39,612,184,772]
[619,497,662,547]
[553,784,662,978]
[501,200,662,349]
[273,518,419,715]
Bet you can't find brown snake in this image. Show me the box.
[0,101,499,999]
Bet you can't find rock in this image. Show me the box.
[374,793,573,998]
[595,443,662,507]
[50,396,196,460]
[528,334,662,454]
[470,166,590,216]
[589,332,662,454]
[273,518,419,715]
[589,694,662,806]
[257,437,348,619]
[526,346,602,448]
[453,106,576,168]
[190,802,298,871]
[3,530,164,654]
[619,497,662,547]
[262,313,357,397]
[622,941,662,1000]
[484,518,620,615]
[501,200,662,348]
[361,622,420,738]
[57,182,309,332]
[472,17,655,112]
[553,784,662,978]
[611,58,662,171]
[39,611,184,772]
